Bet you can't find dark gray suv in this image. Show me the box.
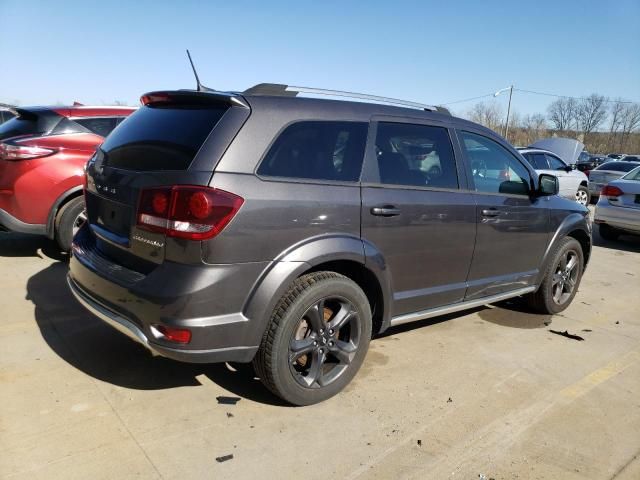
[68,84,591,405]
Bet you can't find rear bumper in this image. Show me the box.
[594,201,640,234]
[0,208,46,235]
[67,274,257,363]
[67,224,267,363]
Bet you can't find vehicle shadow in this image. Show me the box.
[26,262,286,406]
[591,227,640,254]
[0,232,67,261]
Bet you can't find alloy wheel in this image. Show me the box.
[288,296,362,389]
[575,190,589,206]
[552,249,579,305]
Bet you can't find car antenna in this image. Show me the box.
[186,49,215,92]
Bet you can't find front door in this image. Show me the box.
[361,120,476,316]
[457,130,550,299]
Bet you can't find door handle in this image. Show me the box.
[371,205,401,217]
[481,208,501,217]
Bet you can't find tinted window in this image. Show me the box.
[74,117,119,137]
[461,131,531,195]
[624,156,640,162]
[100,104,228,171]
[374,123,458,188]
[595,162,639,172]
[525,153,549,169]
[258,121,367,182]
[546,154,566,170]
[51,117,91,135]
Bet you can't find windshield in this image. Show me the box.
[100,104,229,171]
[594,162,640,172]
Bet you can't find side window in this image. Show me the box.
[74,117,119,137]
[546,154,566,170]
[374,122,458,188]
[460,131,531,196]
[257,121,368,182]
[526,153,549,170]
[51,117,91,135]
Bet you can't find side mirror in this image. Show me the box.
[538,173,559,196]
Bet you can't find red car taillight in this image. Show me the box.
[601,185,623,198]
[0,142,57,161]
[136,185,244,240]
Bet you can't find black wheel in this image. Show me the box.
[54,197,86,251]
[599,223,620,241]
[253,272,372,406]
[526,237,584,314]
[575,186,590,206]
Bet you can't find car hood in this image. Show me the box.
[530,138,584,165]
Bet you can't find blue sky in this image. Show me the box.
[1,0,639,118]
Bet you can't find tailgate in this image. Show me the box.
[83,90,249,268]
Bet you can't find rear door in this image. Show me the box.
[84,92,249,266]
[458,130,550,299]
[360,118,476,316]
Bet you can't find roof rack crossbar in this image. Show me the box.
[243,83,449,113]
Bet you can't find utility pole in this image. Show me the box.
[494,85,514,141]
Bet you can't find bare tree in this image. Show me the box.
[547,97,578,132]
[619,103,640,151]
[520,113,548,145]
[467,101,503,132]
[608,99,626,151]
[576,94,608,141]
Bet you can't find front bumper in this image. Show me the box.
[0,208,46,235]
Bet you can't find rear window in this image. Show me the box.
[595,162,639,172]
[100,104,229,171]
[0,109,61,141]
[257,121,368,182]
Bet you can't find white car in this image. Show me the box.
[594,165,640,240]
[517,138,590,206]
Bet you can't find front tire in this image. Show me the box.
[54,197,86,252]
[575,185,590,206]
[526,237,584,314]
[253,272,372,406]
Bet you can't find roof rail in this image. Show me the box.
[243,83,450,114]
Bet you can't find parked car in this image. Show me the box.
[576,155,609,175]
[0,107,16,125]
[68,84,591,405]
[517,141,590,206]
[0,104,136,250]
[594,165,640,240]
[620,154,640,162]
[587,160,640,203]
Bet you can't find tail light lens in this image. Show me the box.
[152,324,191,344]
[601,185,623,197]
[137,185,243,240]
[0,142,57,161]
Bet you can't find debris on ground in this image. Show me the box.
[581,301,591,305]
[616,321,620,325]
[216,454,234,463]
[447,397,453,403]
[226,412,234,418]
[417,439,422,446]
[549,329,584,341]
[216,396,241,405]
[582,329,593,332]
[543,321,551,326]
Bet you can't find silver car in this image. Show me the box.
[588,161,640,202]
[594,165,640,240]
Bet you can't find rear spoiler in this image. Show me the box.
[140,90,249,109]
[0,103,37,120]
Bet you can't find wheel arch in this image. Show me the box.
[242,234,392,347]
[46,186,84,239]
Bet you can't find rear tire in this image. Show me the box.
[575,186,590,206]
[526,237,584,315]
[54,197,86,252]
[253,272,372,406]
[599,224,620,241]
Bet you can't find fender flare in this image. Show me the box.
[535,212,591,285]
[45,186,84,239]
[242,234,392,346]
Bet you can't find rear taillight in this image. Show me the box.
[0,142,57,161]
[584,170,590,178]
[152,324,191,344]
[136,185,243,240]
[601,185,623,197]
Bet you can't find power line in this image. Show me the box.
[439,93,495,106]
[514,88,637,104]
